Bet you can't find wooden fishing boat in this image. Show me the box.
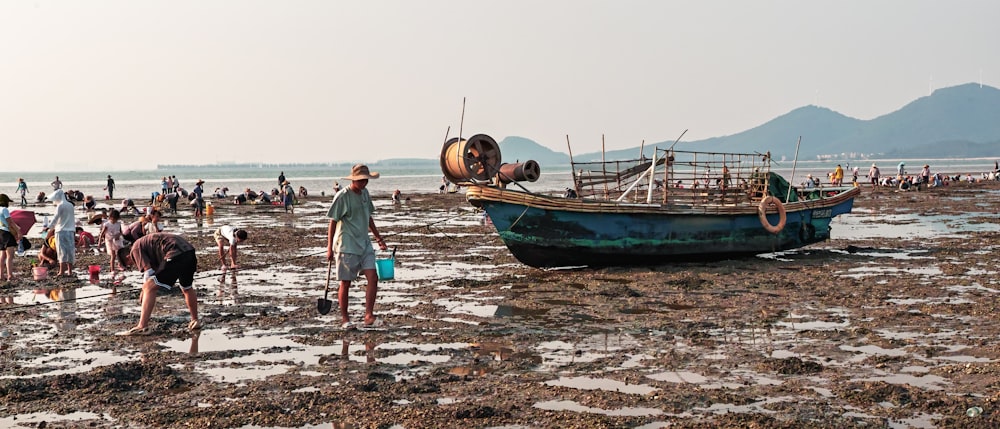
[441,134,861,268]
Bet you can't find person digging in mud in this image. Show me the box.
[214,225,248,270]
[326,164,388,330]
[116,233,201,336]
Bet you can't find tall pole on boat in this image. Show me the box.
[646,149,657,204]
[602,134,609,199]
[786,136,802,203]
[458,97,466,141]
[668,129,688,152]
[567,135,580,196]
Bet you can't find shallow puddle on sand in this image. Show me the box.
[838,265,943,278]
[834,210,1000,240]
[1,343,134,379]
[645,370,709,384]
[0,411,112,427]
[157,327,475,382]
[434,295,548,319]
[3,251,514,383]
[859,372,950,390]
[544,375,658,395]
[842,410,940,429]
[533,399,663,417]
[830,248,933,260]
[946,283,999,293]
[840,344,909,360]
[240,424,403,429]
[535,331,641,370]
[886,296,974,305]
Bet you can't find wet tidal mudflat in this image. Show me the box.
[2,182,1000,428]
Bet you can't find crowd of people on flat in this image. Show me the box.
[854,161,1000,192]
[790,160,1000,193]
[1,164,390,336]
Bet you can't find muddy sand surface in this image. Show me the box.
[2,182,1000,428]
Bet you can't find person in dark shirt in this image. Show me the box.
[106,175,116,200]
[117,233,201,336]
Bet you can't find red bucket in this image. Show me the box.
[88,265,101,284]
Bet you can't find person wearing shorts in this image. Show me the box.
[326,164,388,329]
[214,225,248,269]
[0,194,17,282]
[117,233,201,335]
[43,189,76,277]
[868,163,881,192]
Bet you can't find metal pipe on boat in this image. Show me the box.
[616,168,650,202]
[497,161,541,184]
[786,136,802,202]
[646,150,657,203]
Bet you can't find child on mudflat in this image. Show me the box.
[97,209,124,272]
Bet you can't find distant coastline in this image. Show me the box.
[156,159,441,170]
[156,162,355,169]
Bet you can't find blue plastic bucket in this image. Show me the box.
[375,257,394,280]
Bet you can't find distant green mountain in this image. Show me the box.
[496,136,570,165]
[882,139,1000,158]
[392,83,1000,166]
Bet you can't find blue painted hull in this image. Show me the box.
[470,187,858,268]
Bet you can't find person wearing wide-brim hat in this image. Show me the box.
[325,164,388,329]
[191,180,206,217]
[281,180,295,213]
[919,164,932,190]
[868,163,881,192]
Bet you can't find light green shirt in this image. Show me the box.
[326,187,376,255]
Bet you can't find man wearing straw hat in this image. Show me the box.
[326,164,389,329]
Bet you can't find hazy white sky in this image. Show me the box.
[2,0,998,172]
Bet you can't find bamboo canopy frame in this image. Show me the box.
[569,147,775,207]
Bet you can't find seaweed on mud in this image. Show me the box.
[838,380,914,406]
[0,361,185,404]
[757,356,824,375]
[454,405,501,419]
[595,283,642,298]
[664,274,710,290]
[447,277,493,288]
[6,186,1000,428]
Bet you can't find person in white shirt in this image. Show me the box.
[214,225,249,270]
[43,189,76,277]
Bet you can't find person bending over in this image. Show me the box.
[214,225,248,270]
[116,233,201,336]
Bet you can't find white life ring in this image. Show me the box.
[758,196,786,234]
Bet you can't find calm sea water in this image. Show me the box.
[3,157,997,203]
[1,165,574,203]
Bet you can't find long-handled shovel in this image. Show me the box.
[317,260,333,315]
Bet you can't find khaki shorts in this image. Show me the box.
[213,229,229,245]
[335,251,376,282]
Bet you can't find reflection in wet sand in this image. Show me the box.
[5,187,1000,426]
